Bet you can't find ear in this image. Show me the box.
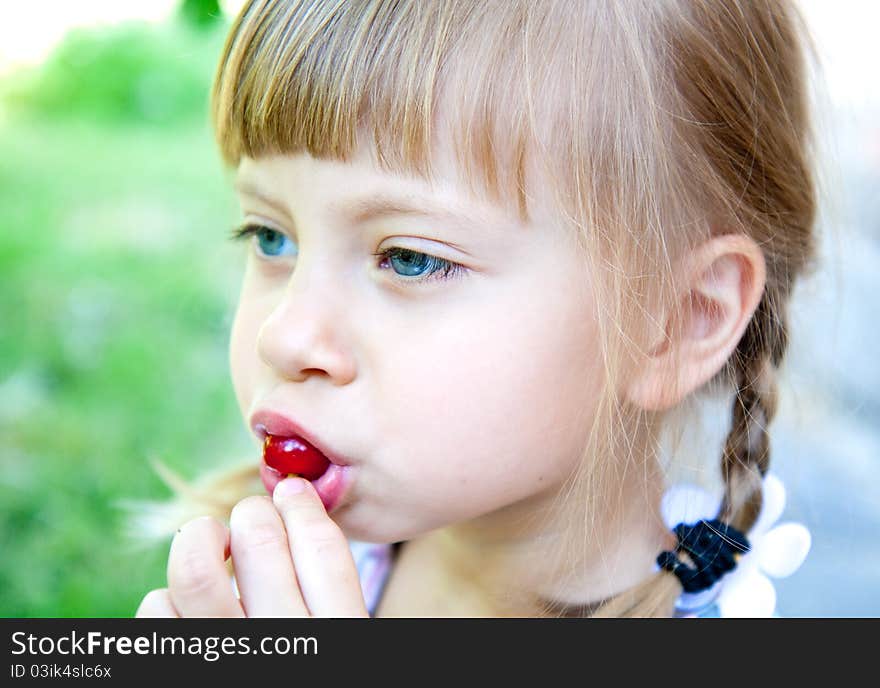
[625,234,767,411]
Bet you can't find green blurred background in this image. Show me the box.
[0,0,255,616]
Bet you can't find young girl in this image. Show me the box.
[132,0,818,618]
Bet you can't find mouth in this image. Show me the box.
[250,410,353,512]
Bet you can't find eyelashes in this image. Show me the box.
[371,247,466,284]
[229,224,296,258]
[228,223,467,285]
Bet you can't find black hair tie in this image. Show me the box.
[657,519,751,593]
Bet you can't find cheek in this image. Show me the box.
[376,284,602,517]
[228,292,264,419]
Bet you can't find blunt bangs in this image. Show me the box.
[209,0,554,221]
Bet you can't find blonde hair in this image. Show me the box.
[123,0,818,617]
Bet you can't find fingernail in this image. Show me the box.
[274,477,308,500]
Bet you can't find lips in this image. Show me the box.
[260,461,351,513]
[250,409,354,512]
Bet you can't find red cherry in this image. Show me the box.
[262,434,331,481]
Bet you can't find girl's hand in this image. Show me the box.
[135,477,369,617]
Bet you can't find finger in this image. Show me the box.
[135,588,179,618]
[273,478,369,617]
[229,495,309,617]
[167,516,246,618]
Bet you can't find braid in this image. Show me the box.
[588,0,814,616]
[717,291,789,533]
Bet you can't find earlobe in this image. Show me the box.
[625,235,767,412]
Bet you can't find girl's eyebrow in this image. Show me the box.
[236,178,496,231]
[332,193,485,229]
[235,180,293,219]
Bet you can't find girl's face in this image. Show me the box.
[229,134,606,544]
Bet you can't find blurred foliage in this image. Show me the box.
[0,20,255,616]
[1,21,224,126]
[180,0,224,29]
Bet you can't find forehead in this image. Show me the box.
[234,111,557,236]
[235,162,509,239]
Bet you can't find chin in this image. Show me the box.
[335,509,423,544]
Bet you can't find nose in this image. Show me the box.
[256,261,357,386]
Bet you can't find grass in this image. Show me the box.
[0,114,256,616]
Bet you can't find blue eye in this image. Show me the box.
[229,224,297,258]
[228,224,466,285]
[374,247,465,284]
